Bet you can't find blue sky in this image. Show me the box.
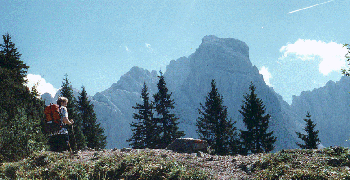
[1,0,349,104]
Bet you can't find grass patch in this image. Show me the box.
[0,150,209,179]
[253,147,350,179]
[3,147,350,179]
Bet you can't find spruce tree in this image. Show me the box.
[0,34,46,162]
[0,34,30,120]
[127,114,145,149]
[239,82,276,155]
[127,82,157,149]
[78,86,106,150]
[60,74,86,150]
[153,71,184,149]
[295,112,320,149]
[0,33,29,84]
[196,79,238,155]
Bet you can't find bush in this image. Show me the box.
[5,165,18,179]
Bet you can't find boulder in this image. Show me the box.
[166,138,209,153]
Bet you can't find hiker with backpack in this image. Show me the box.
[47,97,74,152]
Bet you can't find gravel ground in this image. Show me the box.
[69,148,264,179]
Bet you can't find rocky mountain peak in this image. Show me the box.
[111,66,158,93]
[190,35,252,73]
[201,35,249,54]
[201,35,220,44]
[90,36,297,150]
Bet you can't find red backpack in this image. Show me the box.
[44,103,62,134]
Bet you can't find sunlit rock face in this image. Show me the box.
[92,67,159,149]
[91,35,298,150]
[290,76,350,148]
[41,93,55,105]
[42,36,350,151]
[165,35,297,151]
[41,88,80,106]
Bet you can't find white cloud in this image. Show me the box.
[125,46,130,52]
[25,74,57,97]
[279,39,348,75]
[259,66,272,86]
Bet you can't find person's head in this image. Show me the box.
[57,97,68,107]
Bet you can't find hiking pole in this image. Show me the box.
[65,123,73,154]
[67,136,73,154]
[71,124,78,153]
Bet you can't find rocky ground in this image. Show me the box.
[72,148,260,179]
[71,146,350,179]
[3,146,350,179]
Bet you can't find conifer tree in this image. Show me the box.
[0,34,46,162]
[239,82,276,155]
[295,112,320,149]
[127,83,157,149]
[78,86,106,150]
[196,79,239,155]
[127,114,145,149]
[0,33,29,84]
[60,75,86,150]
[153,71,184,149]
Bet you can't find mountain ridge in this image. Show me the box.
[89,35,298,150]
[290,75,350,147]
[42,36,350,151]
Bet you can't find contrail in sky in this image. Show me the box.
[288,0,335,14]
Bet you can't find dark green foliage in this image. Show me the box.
[196,79,239,155]
[127,82,158,149]
[3,164,19,179]
[153,71,185,149]
[239,82,276,155]
[60,74,86,150]
[295,112,320,149]
[0,33,29,84]
[127,116,145,149]
[78,86,106,150]
[0,34,46,162]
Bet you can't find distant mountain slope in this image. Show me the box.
[165,35,297,151]
[290,76,350,147]
[42,36,350,151]
[92,35,298,150]
[41,87,80,105]
[92,67,159,148]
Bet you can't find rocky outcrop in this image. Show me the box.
[166,138,209,153]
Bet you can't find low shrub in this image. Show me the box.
[0,150,209,179]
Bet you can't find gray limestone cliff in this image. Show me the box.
[92,35,298,150]
[42,36,350,151]
[92,67,159,149]
[290,76,350,148]
[165,35,297,151]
